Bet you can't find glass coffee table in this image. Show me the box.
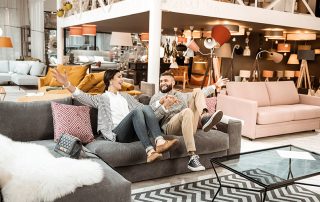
[210,145,320,201]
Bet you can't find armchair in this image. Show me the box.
[171,66,189,89]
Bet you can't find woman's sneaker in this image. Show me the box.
[187,155,205,172]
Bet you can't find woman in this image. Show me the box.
[52,69,178,163]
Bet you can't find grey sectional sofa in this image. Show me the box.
[0,97,242,201]
[0,60,47,86]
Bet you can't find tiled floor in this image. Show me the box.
[3,85,320,194]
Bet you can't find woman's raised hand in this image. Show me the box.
[52,69,68,86]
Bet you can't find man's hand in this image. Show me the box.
[215,76,229,88]
[161,95,179,109]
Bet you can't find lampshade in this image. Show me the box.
[294,71,300,78]
[262,70,273,78]
[184,49,194,57]
[297,50,315,61]
[0,37,13,48]
[277,70,284,77]
[284,70,295,78]
[110,32,133,46]
[178,36,187,43]
[239,70,250,78]
[169,62,178,69]
[140,33,149,41]
[82,24,96,36]
[315,49,320,54]
[264,31,285,39]
[298,45,311,50]
[268,52,283,63]
[286,33,316,41]
[287,54,299,64]
[277,43,291,52]
[204,38,217,49]
[69,27,82,37]
[215,43,232,58]
[243,46,251,56]
[186,40,200,52]
[211,25,231,47]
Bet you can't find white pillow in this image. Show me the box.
[78,56,89,63]
[94,56,104,62]
[0,61,9,73]
[30,62,46,76]
[14,62,31,75]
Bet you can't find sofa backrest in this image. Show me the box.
[265,81,299,105]
[0,97,72,142]
[0,60,9,73]
[226,82,270,107]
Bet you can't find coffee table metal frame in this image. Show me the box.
[210,145,320,202]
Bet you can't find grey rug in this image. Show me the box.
[132,170,320,202]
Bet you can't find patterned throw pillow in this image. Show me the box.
[205,97,217,114]
[51,102,94,144]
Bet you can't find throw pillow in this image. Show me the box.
[88,80,105,94]
[51,102,94,144]
[14,62,32,75]
[78,55,90,63]
[29,61,46,76]
[121,81,135,91]
[49,65,88,87]
[77,71,105,92]
[94,56,104,62]
[205,97,217,114]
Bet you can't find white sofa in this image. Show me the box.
[0,60,47,86]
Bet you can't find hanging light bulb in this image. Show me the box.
[232,37,236,42]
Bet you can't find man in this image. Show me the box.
[150,72,227,171]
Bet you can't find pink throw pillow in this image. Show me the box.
[205,97,217,114]
[51,102,94,144]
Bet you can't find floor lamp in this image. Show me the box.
[251,50,283,81]
[185,25,231,89]
[296,50,315,90]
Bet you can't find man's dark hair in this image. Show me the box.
[104,69,120,89]
[160,71,174,78]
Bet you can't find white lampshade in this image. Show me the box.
[215,43,232,58]
[284,70,295,79]
[287,54,300,64]
[110,32,133,46]
[170,62,178,69]
[243,46,251,56]
[239,70,250,78]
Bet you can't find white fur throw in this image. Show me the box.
[0,134,103,202]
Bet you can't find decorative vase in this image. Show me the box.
[57,9,64,17]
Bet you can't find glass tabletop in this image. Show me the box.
[211,145,320,187]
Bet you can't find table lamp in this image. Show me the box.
[284,70,295,80]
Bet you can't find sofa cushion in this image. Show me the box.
[11,74,39,85]
[0,97,72,142]
[48,65,88,87]
[86,139,170,167]
[257,106,294,124]
[265,81,299,105]
[226,82,270,107]
[0,60,9,73]
[30,61,46,76]
[0,73,11,83]
[77,72,104,92]
[13,61,32,75]
[51,102,94,144]
[280,104,320,121]
[169,130,229,159]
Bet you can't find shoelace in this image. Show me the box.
[192,155,202,167]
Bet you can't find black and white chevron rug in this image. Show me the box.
[132,169,320,202]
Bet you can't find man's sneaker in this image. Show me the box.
[187,155,205,172]
[201,110,223,132]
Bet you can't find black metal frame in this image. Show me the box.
[210,145,320,201]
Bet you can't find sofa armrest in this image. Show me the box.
[299,94,320,106]
[38,77,45,89]
[216,119,242,155]
[217,94,258,139]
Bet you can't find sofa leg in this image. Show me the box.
[314,129,320,133]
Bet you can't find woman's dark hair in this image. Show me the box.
[104,69,120,89]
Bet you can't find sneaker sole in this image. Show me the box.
[202,110,223,132]
[187,165,206,172]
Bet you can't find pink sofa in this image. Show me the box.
[217,81,320,139]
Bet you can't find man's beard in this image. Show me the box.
[160,84,173,93]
